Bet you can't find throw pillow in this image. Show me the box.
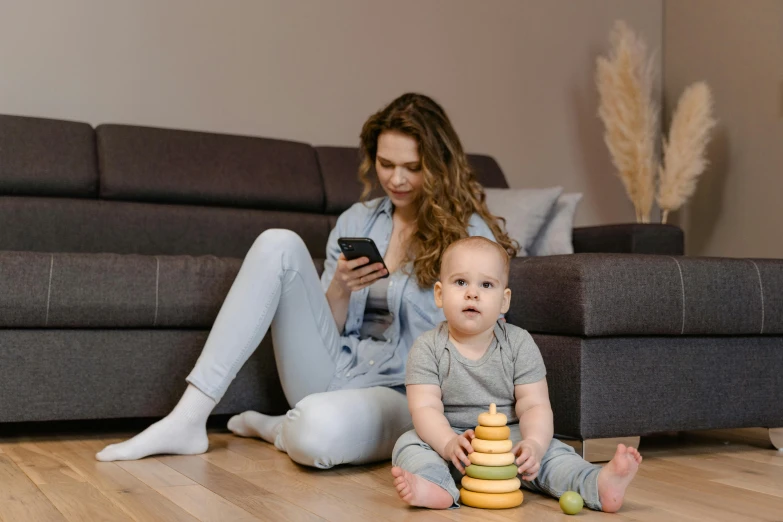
[483,187,563,256]
[529,193,583,256]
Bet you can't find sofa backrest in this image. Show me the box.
[0,114,509,259]
[0,114,98,197]
[314,146,509,215]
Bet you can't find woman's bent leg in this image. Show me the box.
[188,229,339,402]
[276,386,411,469]
[97,229,340,461]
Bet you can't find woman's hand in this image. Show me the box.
[444,430,475,474]
[332,254,388,294]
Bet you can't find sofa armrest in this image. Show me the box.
[506,253,782,336]
[572,224,684,255]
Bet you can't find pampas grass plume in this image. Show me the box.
[658,82,716,223]
[596,20,658,223]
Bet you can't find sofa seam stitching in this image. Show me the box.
[45,255,54,326]
[669,256,685,335]
[154,256,160,327]
[748,260,765,335]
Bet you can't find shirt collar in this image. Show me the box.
[436,320,508,351]
[376,196,393,216]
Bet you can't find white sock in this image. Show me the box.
[227,411,284,443]
[95,384,216,462]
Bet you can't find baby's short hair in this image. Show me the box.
[440,236,511,286]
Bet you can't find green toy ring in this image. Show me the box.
[465,464,518,480]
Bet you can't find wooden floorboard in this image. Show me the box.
[0,426,781,521]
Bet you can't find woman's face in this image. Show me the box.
[375,131,424,211]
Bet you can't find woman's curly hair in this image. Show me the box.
[358,93,518,288]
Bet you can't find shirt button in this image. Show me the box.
[346,372,351,377]
[369,360,374,366]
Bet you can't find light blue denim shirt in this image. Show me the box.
[321,197,497,392]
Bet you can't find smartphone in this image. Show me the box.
[337,237,389,278]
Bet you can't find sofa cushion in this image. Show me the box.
[573,224,684,255]
[483,186,564,255]
[0,251,328,329]
[97,125,324,212]
[0,197,330,259]
[0,329,287,422]
[507,254,783,336]
[533,334,783,439]
[529,193,583,256]
[0,114,98,197]
[315,146,509,214]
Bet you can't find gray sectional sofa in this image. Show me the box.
[1,113,780,457]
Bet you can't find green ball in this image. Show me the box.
[559,491,584,515]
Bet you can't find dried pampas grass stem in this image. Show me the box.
[658,82,716,224]
[596,21,658,223]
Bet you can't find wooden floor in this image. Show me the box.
[1,425,781,522]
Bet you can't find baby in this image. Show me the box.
[390,236,641,512]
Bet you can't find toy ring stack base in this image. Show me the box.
[460,488,524,509]
[460,403,522,510]
[461,476,521,494]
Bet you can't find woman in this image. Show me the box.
[96,93,517,468]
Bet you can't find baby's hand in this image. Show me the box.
[513,439,545,481]
[444,430,475,474]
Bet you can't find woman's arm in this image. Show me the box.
[321,206,386,333]
[326,273,351,332]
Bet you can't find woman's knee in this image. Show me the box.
[280,394,351,468]
[247,229,307,262]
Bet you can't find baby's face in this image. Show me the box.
[434,246,511,337]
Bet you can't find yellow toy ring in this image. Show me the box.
[460,488,524,509]
[468,451,516,466]
[475,425,511,440]
[471,438,513,454]
[461,476,521,494]
[477,403,507,427]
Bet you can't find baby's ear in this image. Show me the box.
[501,287,512,314]
[434,281,444,308]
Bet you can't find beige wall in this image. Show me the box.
[0,0,662,227]
[665,0,783,257]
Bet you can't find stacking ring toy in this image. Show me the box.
[475,425,510,440]
[460,488,523,509]
[477,403,507,427]
[461,476,521,494]
[468,451,516,466]
[471,438,513,454]
[465,464,518,480]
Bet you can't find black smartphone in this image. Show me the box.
[337,237,389,278]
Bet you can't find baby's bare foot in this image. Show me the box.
[597,444,642,512]
[391,466,453,509]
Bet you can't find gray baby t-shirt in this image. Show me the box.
[405,320,546,429]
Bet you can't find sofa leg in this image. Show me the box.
[560,436,641,463]
[770,428,783,451]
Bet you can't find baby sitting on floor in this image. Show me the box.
[390,236,642,511]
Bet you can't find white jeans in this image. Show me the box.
[186,229,412,468]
